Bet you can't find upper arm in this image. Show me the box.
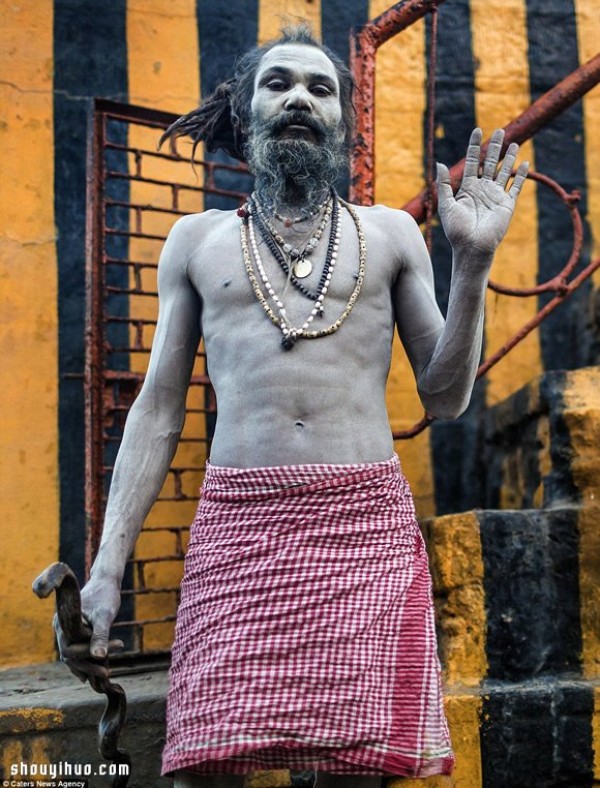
[391,211,445,379]
[136,216,202,417]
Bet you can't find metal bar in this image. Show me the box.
[402,53,600,220]
[106,199,188,217]
[392,256,600,439]
[487,170,582,296]
[349,0,446,205]
[84,102,108,574]
[477,256,600,378]
[112,616,177,627]
[106,170,249,201]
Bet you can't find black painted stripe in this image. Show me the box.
[525,0,592,371]
[322,0,369,200]
[425,0,486,515]
[196,0,257,212]
[480,679,594,787]
[196,1,258,438]
[321,0,369,68]
[479,506,582,679]
[54,0,128,583]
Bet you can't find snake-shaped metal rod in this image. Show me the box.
[33,562,131,787]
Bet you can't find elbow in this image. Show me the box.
[418,390,470,421]
[127,389,187,436]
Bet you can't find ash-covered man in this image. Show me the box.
[58,24,527,788]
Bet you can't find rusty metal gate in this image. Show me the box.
[85,4,600,657]
[85,99,251,654]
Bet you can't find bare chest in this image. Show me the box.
[188,207,397,340]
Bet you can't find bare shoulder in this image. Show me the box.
[346,203,425,276]
[349,203,420,236]
[159,209,239,281]
[164,209,237,255]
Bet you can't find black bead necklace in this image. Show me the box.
[249,191,339,303]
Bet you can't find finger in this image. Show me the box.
[482,128,505,180]
[63,661,89,683]
[496,142,519,188]
[62,656,110,680]
[463,127,483,178]
[436,162,455,213]
[89,608,115,658]
[60,638,124,660]
[508,161,529,199]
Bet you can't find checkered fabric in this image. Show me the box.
[162,455,454,778]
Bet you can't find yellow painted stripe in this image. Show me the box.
[258,0,321,45]
[423,512,488,685]
[127,0,203,650]
[389,692,483,788]
[574,0,600,268]
[127,0,200,113]
[470,0,541,406]
[369,3,435,516]
[0,708,64,734]
[561,367,600,678]
[0,0,59,665]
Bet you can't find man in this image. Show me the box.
[58,23,527,788]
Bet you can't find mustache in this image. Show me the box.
[265,111,327,141]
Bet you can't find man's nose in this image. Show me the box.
[283,85,312,111]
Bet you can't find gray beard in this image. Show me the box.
[244,117,347,214]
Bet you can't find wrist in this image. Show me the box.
[451,244,494,266]
[89,549,125,586]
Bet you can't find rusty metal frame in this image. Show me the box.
[348,4,600,439]
[85,99,249,654]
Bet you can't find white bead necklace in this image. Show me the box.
[240,198,366,350]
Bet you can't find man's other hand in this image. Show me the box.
[54,576,123,682]
[437,127,529,258]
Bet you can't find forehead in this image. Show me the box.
[254,43,339,87]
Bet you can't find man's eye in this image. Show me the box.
[311,85,332,97]
[266,80,287,91]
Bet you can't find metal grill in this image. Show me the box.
[85,8,600,655]
[85,99,251,654]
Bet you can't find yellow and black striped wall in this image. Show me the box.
[2,0,599,671]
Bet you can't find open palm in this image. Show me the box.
[437,128,529,256]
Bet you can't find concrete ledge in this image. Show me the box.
[2,664,599,787]
[0,662,169,788]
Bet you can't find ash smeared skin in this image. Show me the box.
[57,39,527,788]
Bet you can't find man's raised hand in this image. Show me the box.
[436,128,529,258]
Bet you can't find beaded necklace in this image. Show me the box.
[251,194,339,302]
[271,196,328,226]
[252,191,333,280]
[240,198,366,350]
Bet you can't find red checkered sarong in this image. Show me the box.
[162,455,454,777]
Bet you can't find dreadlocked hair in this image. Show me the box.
[158,22,356,163]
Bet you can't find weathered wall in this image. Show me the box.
[1,0,599,668]
[1,0,59,665]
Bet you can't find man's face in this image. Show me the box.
[250,43,344,145]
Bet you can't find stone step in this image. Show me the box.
[423,506,600,685]
[1,664,598,788]
[482,366,600,511]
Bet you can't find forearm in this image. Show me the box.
[418,247,492,418]
[90,394,184,584]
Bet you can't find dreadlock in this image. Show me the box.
[159,23,355,163]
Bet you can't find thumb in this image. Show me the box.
[89,611,113,658]
[436,162,454,210]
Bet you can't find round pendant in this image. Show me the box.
[293,258,313,279]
